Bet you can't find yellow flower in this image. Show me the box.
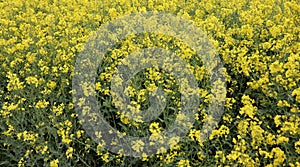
[188,129,201,141]
[146,83,158,92]
[141,153,148,161]
[240,95,257,119]
[277,100,290,107]
[237,120,249,138]
[149,122,161,134]
[76,130,84,138]
[131,140,144,153]
[17,131,38,144]
[168,136,180,150]
[250,122,264,149]
[269,60,284,74]
[137,89,147,102]
[25,76,39,87]
[40,145,48,154]
[95,82,101,91]
[156,147,167,154]
[52,103,64,116]
[101,152,110,163]
[6,71,24,91]
[291,87,300,103]
[240,104,256,119]
[165,152,176,164]
[271,147,286,166]
[178,159,191,167]
[50,159,59,167]
[240,24,254,39]
[225,98,236,110]
[274,115,281,127]
[18,157,25,167]
[295,140,300,154]
[120,113,129,125]
[35,99,49,109]
[269,25,282,38]
[2,123,14,137]
[266,133,276,145]
[215,151,225,163]
[47,80,57,89]
[209,125,230,140]
[66,147,74,159]
[276,135,289,144]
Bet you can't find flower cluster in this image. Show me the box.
[0,0,299,166]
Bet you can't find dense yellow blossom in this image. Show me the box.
[66,147,74,159]
[49,159,59,167]
[0,0,299,166]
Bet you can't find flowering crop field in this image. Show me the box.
[0,0,300,167]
